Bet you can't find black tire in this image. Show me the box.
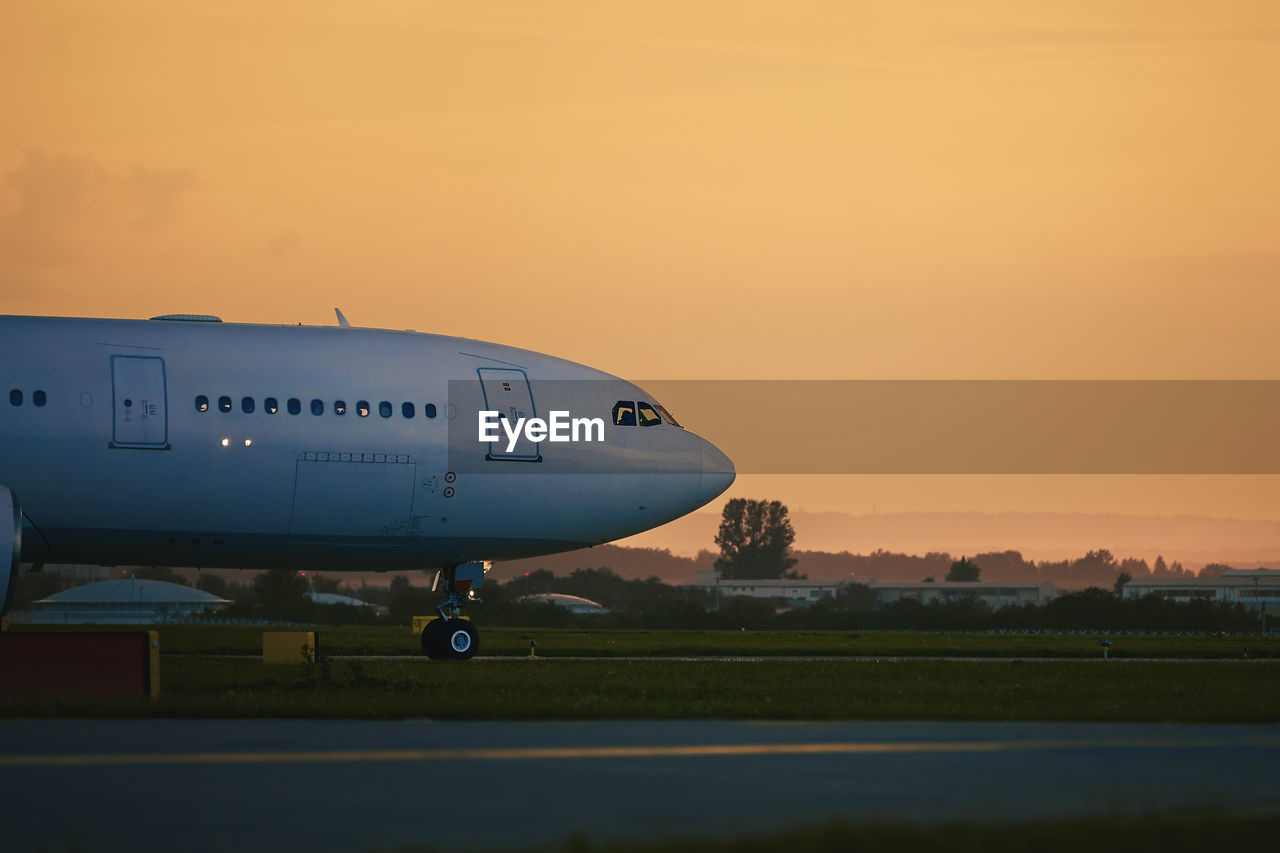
[421,618,450,659]
[443,620,479,661]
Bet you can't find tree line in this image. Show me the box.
[11,561,1264,633]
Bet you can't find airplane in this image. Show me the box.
[0,311,735,658]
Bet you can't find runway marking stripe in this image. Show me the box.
[4,737,1279,767]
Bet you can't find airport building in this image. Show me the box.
[683,572,847,607]
[27,578,231,624]
[1123,568,1280,610]
[867,581,1060,607]
[307,590,379,609]
[516,593,608,614]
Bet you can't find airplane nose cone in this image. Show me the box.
[699,436,736,502]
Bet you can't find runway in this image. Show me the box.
[3,720,1278,852]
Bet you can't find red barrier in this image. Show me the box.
[0,631,159,700]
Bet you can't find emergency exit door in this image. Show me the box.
[110,355,169,449]
[477,368,540,461]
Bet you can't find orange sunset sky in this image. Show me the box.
[2,2,1278,538]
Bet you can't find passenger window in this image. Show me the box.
[334,400,347,416]
[612,401,636,426]
[310,398,324,416]
[424,403,437,419]
[241,396,255,414]
[402,402,415,419]
[264,397,279,414]
[9,389,21,406]
[218,396,232,413]
[287,398,301,415]
[33,390,46,407]
[653,403,682,428]
[637,402,662,427]
[357,400,370,417]
[195,395,209,412]
[379,401,392,418]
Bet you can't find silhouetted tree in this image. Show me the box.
[252,570,312,621]
[1198,563,1233,579]
[309,573,342,594]
[132,565,189,586]
[714,498,798,580]
[1113,571,1132,595]
[10,570,69,611]
[1118,557,1151,579]
[970,550,1036,581]
[946,556,981,582]
[386,575,436,622]
[195,573,228,597]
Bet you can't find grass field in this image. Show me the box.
[5,625,1277,721]
[6,655,1279,721]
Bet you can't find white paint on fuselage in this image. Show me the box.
[0,315,734,571]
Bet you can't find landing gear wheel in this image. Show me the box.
[421,618,450,659]
[444,620,479,661]
[421,618,479,660]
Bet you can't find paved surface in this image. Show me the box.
[2,720,1278,852]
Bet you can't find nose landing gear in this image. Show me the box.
[420,561,486,661]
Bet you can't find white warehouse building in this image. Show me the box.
[1123,569,1280,610]
[683,572,846,607]
[867,581,1059,607]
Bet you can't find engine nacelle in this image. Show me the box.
[1,486,19,617]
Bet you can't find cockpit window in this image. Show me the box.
[637,402,662,427]
[612,401,636,426]
[653,403,681,428]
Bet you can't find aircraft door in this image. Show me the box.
[477,368,541,461]
[110,355,169,449]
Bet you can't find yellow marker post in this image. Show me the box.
[528,640,537,659]
[263,631,317,664]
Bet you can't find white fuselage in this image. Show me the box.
[0,315,734,573]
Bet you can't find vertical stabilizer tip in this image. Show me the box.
[335,308,351,328]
